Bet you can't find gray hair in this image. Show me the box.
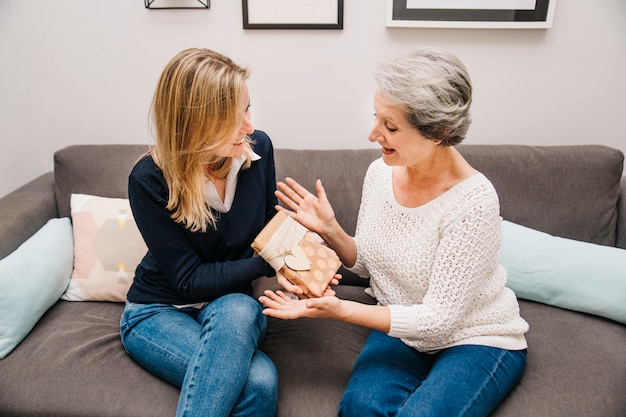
[375,47,472,146]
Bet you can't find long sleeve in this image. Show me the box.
[126,130,277,305]
[352,159,528,351]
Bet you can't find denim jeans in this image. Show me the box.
[120,293,277,417]
[339,330,527,417]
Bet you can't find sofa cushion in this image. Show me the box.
[491,300,626,417]
[53,144,624,246]
[458,144,624,246]
[63,194,146,302]
[500,220,626,324]
[0,301,179,416]
[0,218,73,359]
[54,144,151,218]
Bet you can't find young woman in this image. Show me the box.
[260,47,529,417]
[120,48,278,417]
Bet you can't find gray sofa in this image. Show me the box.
[1,142,625,417]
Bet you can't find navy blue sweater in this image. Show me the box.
[126,130,277,305]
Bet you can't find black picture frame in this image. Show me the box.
[243,0,343,30]
[386,0,556,29]
[145,0,209,9]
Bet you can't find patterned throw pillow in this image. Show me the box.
[63,194,147,302]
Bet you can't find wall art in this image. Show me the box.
[386,0,556,29]
[243,0,343,29]
[145,0,209,9]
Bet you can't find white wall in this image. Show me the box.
[1,0,625,197]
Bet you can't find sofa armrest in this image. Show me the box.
[617,176,626,249]
[0,172,58,260]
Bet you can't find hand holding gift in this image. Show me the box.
[252,211,341,297]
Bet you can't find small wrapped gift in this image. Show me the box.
[252,211,341,297]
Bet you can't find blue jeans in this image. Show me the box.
[120,293,277,417]
[339,330,527,417]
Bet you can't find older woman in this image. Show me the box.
[260,47,529,417]
[120,48,278,417]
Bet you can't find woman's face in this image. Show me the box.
[368,89,434,168]
[215,83,254,158]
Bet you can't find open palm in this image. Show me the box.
[275,177,336,236]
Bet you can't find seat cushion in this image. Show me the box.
[492,300,626,417]
[0,301,179,417]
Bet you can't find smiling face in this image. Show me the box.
[369,89,437,169]
[214,83,255,159]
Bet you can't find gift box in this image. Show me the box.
[252,211,341,297]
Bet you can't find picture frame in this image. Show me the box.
[386,0,556,29]
[242,0,343,30]
[145,0,209,9]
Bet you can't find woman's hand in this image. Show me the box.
[275,178,337,237]
[276,271,342,299]
[261,288,393,334]
[259,290,342,320]
[275,269,305,297]
[276,176,359,270]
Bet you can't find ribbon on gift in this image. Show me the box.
[258,214,311,271]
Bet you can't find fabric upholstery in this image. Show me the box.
[1,144,624,417]
[491,300,626,417]
[0,301,179,417]
[54,144,150,218]
[457,144,624,246]
[617,177,626,249]
[0,172,57,259]
[274,149,379,236]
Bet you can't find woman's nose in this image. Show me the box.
[241,114,254,135]
[368,125,382,143]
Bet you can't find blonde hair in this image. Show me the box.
[150,48,253,232]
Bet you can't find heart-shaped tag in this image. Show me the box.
[284,245,311,271]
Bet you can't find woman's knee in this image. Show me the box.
[246,352,278,399]
[338,389,372,417]
[201,293,265,336]
[221,293,263,322]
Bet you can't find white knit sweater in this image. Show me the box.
[349,159,528,352]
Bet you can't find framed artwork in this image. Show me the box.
[145,0,209,9]
[243,0,344,29]
[386,0,556,29]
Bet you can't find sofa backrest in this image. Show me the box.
[54,144,151,218]
[457,144,623,246]
[53,142,624,247]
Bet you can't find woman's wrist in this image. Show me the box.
[320,218,342,243]
[258,257,276,278]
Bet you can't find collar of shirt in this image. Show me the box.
[203,150,261,213]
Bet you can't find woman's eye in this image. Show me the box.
[385,124,398,133]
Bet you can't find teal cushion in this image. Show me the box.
[500,220,626,324]
[0,218,73,359]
